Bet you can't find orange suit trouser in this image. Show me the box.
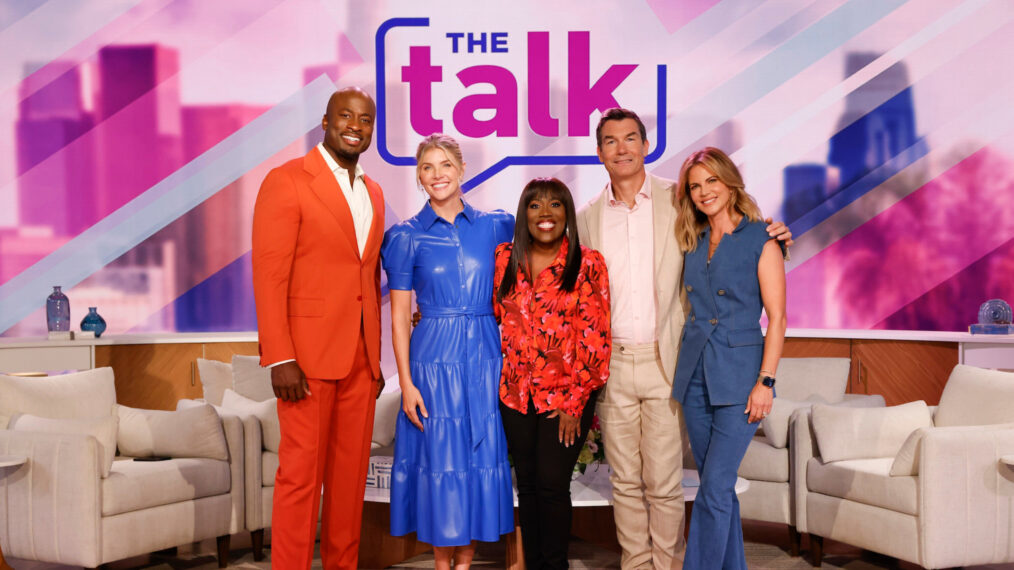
[272,332,376,569]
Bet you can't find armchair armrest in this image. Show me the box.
[0,430,103,567]
[239,414,266,530]
[176,398,245,534]
[220,411,245,534]
[920,423,1014,568]
[788,407,818,533]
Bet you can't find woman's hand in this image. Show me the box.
[401,384,429,431]
[548,409,581,447]
[745,381,774,424]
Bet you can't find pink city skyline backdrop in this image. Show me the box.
[1,0,1012,341]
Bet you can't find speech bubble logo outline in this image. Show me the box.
[375,17,667,192]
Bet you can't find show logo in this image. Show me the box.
[375,17,667,189]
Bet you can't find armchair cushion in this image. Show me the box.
[117,403,228,460]
[775,357,850,402]
[8,413,117,477]
[102,457,231,516]
[232,355,275,402]
[760,396,824,448]
[0,367,117,427]
[807,457,918,515]
[738,437,789,482]
[221,388,280,452]
[812,401,932,462]
[935,364,1014,427]
[196,358,232,406]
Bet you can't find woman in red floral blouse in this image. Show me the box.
[493,177,612,569]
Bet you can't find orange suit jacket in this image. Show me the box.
[252,148,384,380]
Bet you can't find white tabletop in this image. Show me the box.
[0,455,27,469]
[363,462,749,506]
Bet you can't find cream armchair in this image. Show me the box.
[736,357,884,555]
[798,364,1014,568]
[0,368,244,568]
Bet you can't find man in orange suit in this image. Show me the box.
[252,86,385,569]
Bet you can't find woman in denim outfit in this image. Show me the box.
[671,147,787,570]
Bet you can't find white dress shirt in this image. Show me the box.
[317,142,374,256]
[599,176,657,345]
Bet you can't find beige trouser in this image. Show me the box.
[598,341,686,570]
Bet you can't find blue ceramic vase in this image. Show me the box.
[80,307,107,338]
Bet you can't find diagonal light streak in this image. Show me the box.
[734,0,1001,200]
[785,78,1014,272]
[667,0,908,157]
[0,75,336,333]
[0,0,144,94]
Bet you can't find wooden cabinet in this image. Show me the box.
[95,341,260,410]
[203,341,258,363]
[782,338,850,358]
[95,343,204,410]
[849,340,957,406]
[783,337,959,406]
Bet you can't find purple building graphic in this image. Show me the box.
[95,45,183,220]
[15,61,96,237]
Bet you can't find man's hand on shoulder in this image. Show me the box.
[764,217,794,247]
[272,361,311,402]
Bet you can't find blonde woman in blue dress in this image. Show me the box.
[381,134,514,570]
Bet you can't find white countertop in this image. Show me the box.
[0,331,258,348]
[3,328,1013,349]
[785,328,1014,343]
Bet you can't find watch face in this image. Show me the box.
[762,376,776,387]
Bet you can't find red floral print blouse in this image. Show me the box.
[493,239,612,417]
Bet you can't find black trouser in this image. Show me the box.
[500,392,599,570]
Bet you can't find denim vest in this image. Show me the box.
[672,218,770,406]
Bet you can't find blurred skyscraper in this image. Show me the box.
[782,164,832,224]
[15,61,96,236]
[96,45,183,218]
[827,53,926,194]
[782,53,927,227]
[172,103,268,331]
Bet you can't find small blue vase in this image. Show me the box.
[46,286,70,332]
[80,307,107,338]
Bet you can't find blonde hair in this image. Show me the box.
[415,133,465,184]
[673,147,763,252]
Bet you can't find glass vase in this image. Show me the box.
[46,286,70,332]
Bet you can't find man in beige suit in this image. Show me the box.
[577,108,790,569]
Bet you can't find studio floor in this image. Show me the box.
[8,521,1014,569]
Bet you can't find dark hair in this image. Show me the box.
[595,108,647,147]
[497,178,582,301]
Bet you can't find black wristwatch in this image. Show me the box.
[761,375,776,388]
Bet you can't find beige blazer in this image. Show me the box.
[576,173,686,382]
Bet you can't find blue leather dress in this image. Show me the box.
[381,200,515,546]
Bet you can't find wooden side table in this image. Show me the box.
[0,455,28,570]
